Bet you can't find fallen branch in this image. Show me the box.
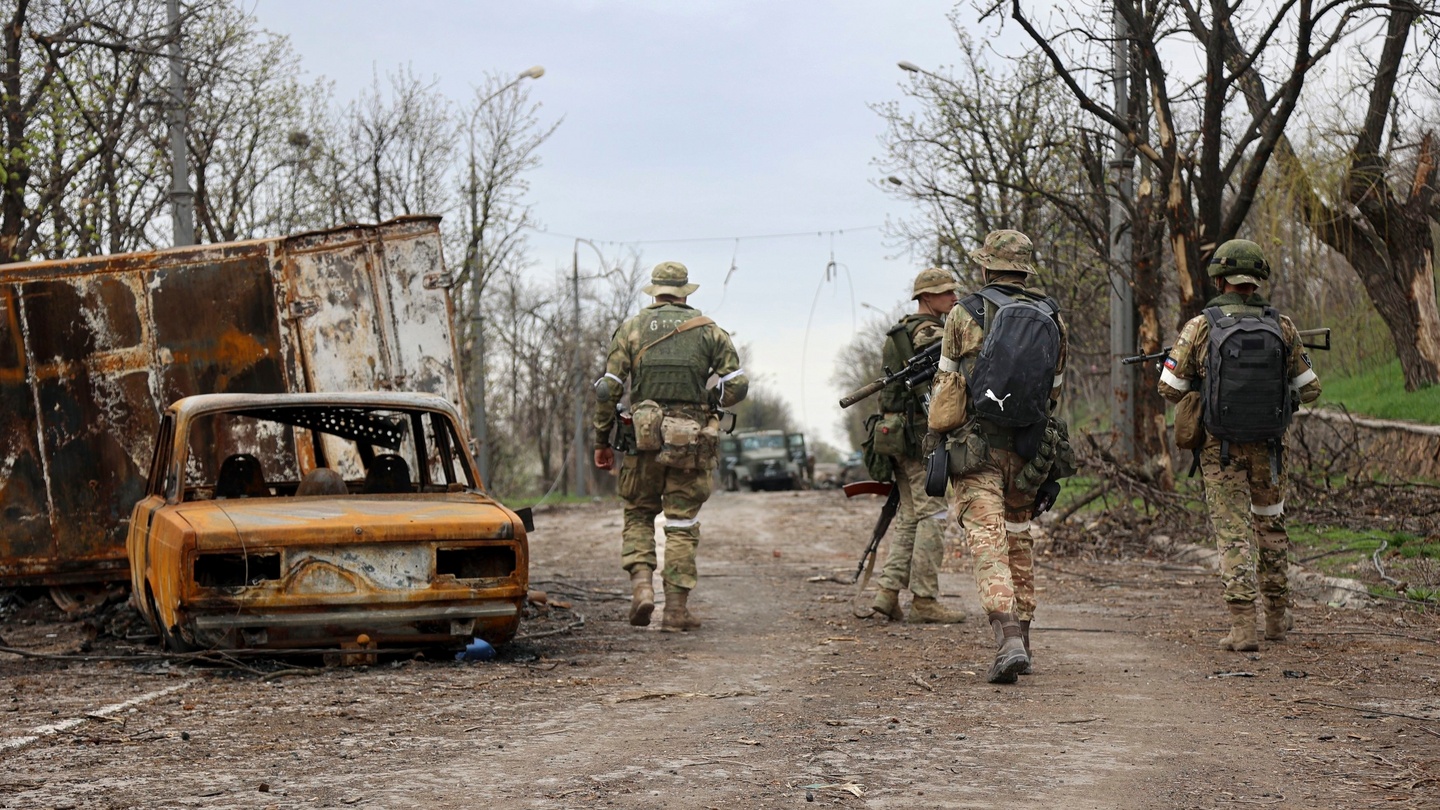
[514,614,586,641]
[1294,698,1438,722]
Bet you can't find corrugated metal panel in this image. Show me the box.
[0,218,463,587]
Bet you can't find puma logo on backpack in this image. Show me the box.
[960,287,1062,428]
[1201,306,1292,444]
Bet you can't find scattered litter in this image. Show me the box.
[455,638,496,662]
[1209,671,1256,678]
[737,738,761,746]
[1282,670,1308,679]
[801,782,864,797]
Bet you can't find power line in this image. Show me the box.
[527,225,881,247]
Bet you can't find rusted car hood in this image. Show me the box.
[173,495,517,547]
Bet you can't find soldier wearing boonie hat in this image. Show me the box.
[593,261,748,633]
[867,267,968,625]
[929,228,1069,684]
[1159,239,1321,654]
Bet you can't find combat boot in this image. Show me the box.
[906,597,966,624]
[1019,620,1034,675]
[1217,602,1260,651]
[985,612,1029,684]
[1263,596,1293,642]
[628,568,655,627]
[661,587,702,632]
[870,587,903,621]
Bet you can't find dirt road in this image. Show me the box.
[2,490,1437,808]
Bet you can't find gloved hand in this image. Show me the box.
[1032,479,1062,516]
[921,430,943,458]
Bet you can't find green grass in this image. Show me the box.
[1287,524,1440,603]
[1317,359,1440,423]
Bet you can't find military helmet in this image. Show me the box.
[1208,239,1269,285]
[642,260,699,297]
[969,229,1035,274]
[911,267,959,300]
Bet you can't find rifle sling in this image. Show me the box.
[635,316,715,365]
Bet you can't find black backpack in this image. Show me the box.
[959,287,1062,428]
[1201,306,1292,445]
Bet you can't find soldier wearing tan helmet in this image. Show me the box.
[593,261,748,632]
[866,267,968,624]
[1158,239,1321,652]
[928,229,1070,684]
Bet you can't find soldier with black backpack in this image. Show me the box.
[1158,239,1321,652]
[926,230,1072,684]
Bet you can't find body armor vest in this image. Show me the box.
[631,305,711,404]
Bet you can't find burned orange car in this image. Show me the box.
[127,391,529,652]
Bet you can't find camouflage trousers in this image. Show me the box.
[617,450,713,592]
[877,455,948,599]
[1199,440,1289,605]
[949,447,1036,619]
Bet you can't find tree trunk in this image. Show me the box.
[1341,213,1440,390]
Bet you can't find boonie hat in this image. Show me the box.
[642,261,699,297]
[969,230,1035,274]
[911,267,960,300]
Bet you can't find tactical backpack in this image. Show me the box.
[1201,306,1292,448]
[958,287,1062,429]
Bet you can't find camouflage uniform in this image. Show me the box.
[1158,293,1321,609]
[935,277,1066,619]
[928,230,1066,683]
[873,268,964,623]
[593,263,747,601]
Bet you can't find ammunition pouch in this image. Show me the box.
[945,421,991,479]
[870,412,909,458]
[655,411,719,470]
[1174,389,1205,450]
[861,413,895,483]
[632,400,664,452]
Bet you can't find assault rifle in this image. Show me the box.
[1120,327,1331,366]
[840,480,900,618]
[839,342,942,408]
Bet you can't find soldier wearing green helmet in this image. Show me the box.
[1158,238,1322,652]
[866,267,968,625]
[593,261,748,632]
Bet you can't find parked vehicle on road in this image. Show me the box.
[724,429,808,491]
[128,392,527,652]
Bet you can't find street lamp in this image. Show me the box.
[571,238,607,498]
[464,65,544,485]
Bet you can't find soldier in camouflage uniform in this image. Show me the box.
[870,268,967,624]
[1158,239,1321,652]
[929,230,1068,684]
[594,261,748,632]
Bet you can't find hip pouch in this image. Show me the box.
[870,411,910,458]
[632,399,665,452]
[945,421,990,478]
[656,411,719,470]
[1174,390,1206,450]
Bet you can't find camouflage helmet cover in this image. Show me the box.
[642,260,700,297]
[911,266,960,300]
[969,229,1035,274]
[1208,239,1270,285]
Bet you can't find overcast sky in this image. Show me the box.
[250,0,1000,450]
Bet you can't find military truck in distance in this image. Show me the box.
[720,429,808,491]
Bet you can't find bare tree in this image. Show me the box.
[1001,0,1375,325]
[452,73,559,480]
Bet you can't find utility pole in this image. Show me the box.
[167,0,194,246]
[1109,2,1137,460]
[571,241,587,497]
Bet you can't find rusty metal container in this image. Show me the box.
[0,217,467,587]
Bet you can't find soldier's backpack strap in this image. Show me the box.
[635,316,716,364]
[957,293,986,329]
